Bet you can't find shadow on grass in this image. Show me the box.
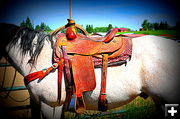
[64,96,159,119]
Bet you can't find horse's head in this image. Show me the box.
[0,23,54,76]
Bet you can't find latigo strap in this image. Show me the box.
[98,54,108,111]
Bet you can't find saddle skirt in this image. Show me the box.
[54,33,132,98]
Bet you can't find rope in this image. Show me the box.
[51,0,89,36]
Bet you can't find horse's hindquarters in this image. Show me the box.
[134,35,180,103]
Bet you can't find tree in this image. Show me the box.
[107,24,113,31]
[20,20,26,27]
[86,25,89,33]
[45,25,51,31]
[142,20,171,30]
[148,23,154,30]
[86,24,94,33]
[40,22,46,30]
[20,17,52,32]
[175,22,180,30]
[90,25,94,33]
[153,22,160,30]
[35,25,41,30]
[38,22,52,31]
[159,21,169,30]
[142,19,149,31]
[25,17,34,29]
[20,17,34,30]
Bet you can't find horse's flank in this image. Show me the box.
[137,36,180,103]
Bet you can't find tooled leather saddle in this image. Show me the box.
[53,25,132,113]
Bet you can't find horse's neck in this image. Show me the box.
[32,40,53,72]
[6,39,53,76]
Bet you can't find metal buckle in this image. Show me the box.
[42,68,47,73]
[52,63,58,69]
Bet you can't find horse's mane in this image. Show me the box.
[0,23,53,65]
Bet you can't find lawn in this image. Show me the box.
[64,97,157,119]
[117,30,178,35]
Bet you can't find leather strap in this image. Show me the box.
[98,54,108,111]
[24,59,64,85]
[58,63,64,102]
[103,28,119,43]
[76,96,86,114]
[61,45,74,111]
[61,45,72,85]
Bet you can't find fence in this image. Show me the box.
[0,57,156,119]
[0,57,31,119]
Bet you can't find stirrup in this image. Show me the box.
[69,94,77,112]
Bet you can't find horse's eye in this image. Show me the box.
[28,59,33,64]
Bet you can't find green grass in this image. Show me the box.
[117,30,179,36]
[64,97,157,119]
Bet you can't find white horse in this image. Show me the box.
[1,23,180,119]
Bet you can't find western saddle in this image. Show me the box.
[53,19,132,113]
[24,19,132,114]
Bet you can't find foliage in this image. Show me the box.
[93,26,108,33]
[86,25,94,33]
[35,22,52,31]
[141,19,149,31]
[20,17,52,32]
[20,17,34,30]
[141,19,177,31]
[85,24,119,33]
[35,25,41,31]
[107,24,113,31]
[175,21,180,30]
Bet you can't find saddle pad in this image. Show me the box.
[71,55,96,97]
[93,38,132,66]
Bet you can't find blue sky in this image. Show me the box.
[0,0,179,30]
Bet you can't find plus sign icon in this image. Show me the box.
[165,104,179,119]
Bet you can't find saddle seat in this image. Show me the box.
[56,33,125,58]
